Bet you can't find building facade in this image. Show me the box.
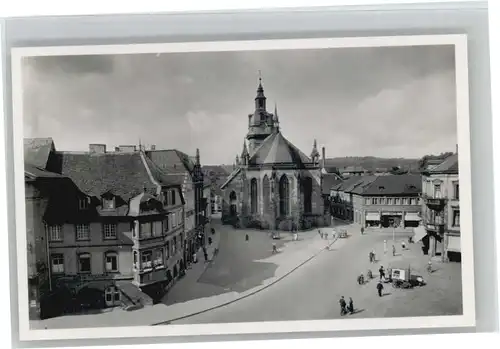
[146,148,206,266]
[330,174,422,228]
[24,139,188,317]
[421,153,460,262]
[220,79,328,231]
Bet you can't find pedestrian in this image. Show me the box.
[339,296,347,316]
[203,251,209,262]
[272,242,277,254]
[377,281,384,297]
[379,265,385,280]
[361,227,364,235]
[392,244,396,256]
[401,240,406,250]
[368,251,373,263]
[384,240,387,254]
[211,228,215,235]
[193,253,198,263]
[245,234,249,241]
[371,249,376,262]
[348,297,354,314]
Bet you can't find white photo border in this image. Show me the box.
[10,34,475,341]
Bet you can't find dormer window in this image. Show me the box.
[103,197,115,210]
[79,197,89,210]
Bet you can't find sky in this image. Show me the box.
[21,44,458,165]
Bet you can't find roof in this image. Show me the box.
[24,163,66,181]
[426,153,458,174]
[53,151,161,201]
[248,131,312,167]
[331,176,368,192]
[342,166,366,173]
[202,165,230,176]
[24,138,55,168]
[145,149,195,174]
[321,174,343,195]
[359,174,422,196]
[221,168,242,189]
[142,155,186,187]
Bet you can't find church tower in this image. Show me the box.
[246,73,279,154]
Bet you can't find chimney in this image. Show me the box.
[89,144,106,154]
[151,145,156,151]
[321,147,326,169]
[118,145,137,152]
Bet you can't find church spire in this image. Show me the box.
[241,139,249,165]
[273,102,280,131]
[255,71,267,111]
[310,139,320,164]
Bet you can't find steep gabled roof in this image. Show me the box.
[145,149,195,174]
[360,174,422,196]
[426,153,459,174]
[53,151,160,201]
[321,174,343,195]
[248,131,312,167]
[23,138,55,169]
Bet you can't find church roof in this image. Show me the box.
[248,131,312,167]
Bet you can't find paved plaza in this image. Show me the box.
[172,220,463,324]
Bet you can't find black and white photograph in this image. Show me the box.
[11,35,475,341]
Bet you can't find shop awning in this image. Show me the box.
[405,212,421,221]
[365,212,380,221]
[413,226,427,242]
[447,235,461,253]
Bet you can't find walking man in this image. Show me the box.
[377,281,384,297]
[348,297,354,314]
[379,265,385,280]
[392,244,396,256]
[339,296,347,316]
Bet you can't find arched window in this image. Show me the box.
[262,175,270,213]
[250,178,258,214]
[303,177,313,213]
[279,175,290,216]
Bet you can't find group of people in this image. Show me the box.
[338,296,355,316]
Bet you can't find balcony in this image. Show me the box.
[423,195,447,210]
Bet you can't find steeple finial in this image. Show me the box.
[195,148,200,165]
[311,139,320,163]
[258,70,262,84]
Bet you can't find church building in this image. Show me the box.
[220,78,328,231]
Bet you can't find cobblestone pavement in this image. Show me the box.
[172,221,463,324]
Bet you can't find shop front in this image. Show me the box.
[446,234,461,262]
[381,212,403,228]
[404,212,421,228]
[365,212,380,227]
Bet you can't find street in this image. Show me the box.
[171,221,463,324]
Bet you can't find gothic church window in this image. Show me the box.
[303,177,313,213]
[263,175,270,213]
[250,178,258,214]
[279,175,290,216]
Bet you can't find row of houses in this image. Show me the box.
[325,152,461,263]
[25,138,211,320]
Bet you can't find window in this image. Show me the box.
[401,198,407,205]
[452,209,460,227]
[434,184,442,198]
[75,224,90,241]
[103,223,117,239]
[453,181,460,200]
[172,213,176,227]
[387,198,393,205]
[79,198,89,210]
[303,177,313,213]
[78,253,91,273]
[394,198,400,205]
[171,190,176,205]
[372,198,378,205]
[105,252,118,272]
[133,251,138,269]
[166,241,170,259]
[172,237,177,254]
[164,216,169,233]
[153,221,163,237]
[409,198,415,205]
[279,175,290,216]
[102,197,115,210]
[51,254,64,274]
[250,178,258,214]
[141,251,152,270]
[47,225,62,241]
[162,192,169,206]
[154,249,163,267]
[140,222,152,239]
[416,198,421,205]
[379,198,385,205]
[364,198,370,205]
